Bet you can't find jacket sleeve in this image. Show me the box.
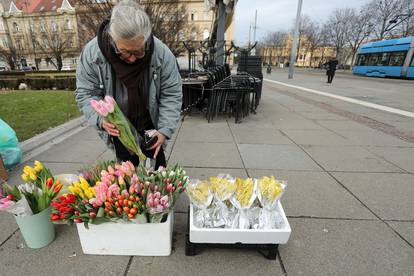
[74,46,105,131]
[157,46,182,139]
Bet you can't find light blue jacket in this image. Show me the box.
[75,37,182,149]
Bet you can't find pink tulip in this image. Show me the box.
[160,195,169,206]
[104,96,116,106]
[147,198,154,207]
[97,102,109,117]
[102,101,114,113]
[107,165,115,175]
[107,184,120,198]
[90,99,100,112]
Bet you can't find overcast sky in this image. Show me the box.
[234,0,366,45]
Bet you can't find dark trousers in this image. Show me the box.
[327,71,335,83]
[113,137,166,170]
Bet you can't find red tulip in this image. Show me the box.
[51,214,60,221]
[46,178,53,189]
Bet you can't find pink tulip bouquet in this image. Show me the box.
[90,96,146,161]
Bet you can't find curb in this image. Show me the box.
[20,116,88,160]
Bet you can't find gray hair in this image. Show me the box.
[109,0,152,41]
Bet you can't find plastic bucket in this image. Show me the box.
[15,207,55,249]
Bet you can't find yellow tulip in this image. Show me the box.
[21,173,29,182]
[79,177,90,191]
[34,160,43,172]
[29,173,37,181]
[23,166,33,175]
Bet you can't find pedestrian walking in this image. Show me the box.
[325,58,338,83]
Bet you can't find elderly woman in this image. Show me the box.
[75,0,182,169]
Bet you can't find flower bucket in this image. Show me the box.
[15,207,55,249]
[76,211,173,256]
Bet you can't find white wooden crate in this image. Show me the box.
[189,202,291,244]
[76,212,173,256]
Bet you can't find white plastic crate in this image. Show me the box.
[76,212,173,256]
[189,202,291,244]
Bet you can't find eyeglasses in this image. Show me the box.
[111,40,150,59]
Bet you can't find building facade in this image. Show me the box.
[261,35,337,68]
[0,0,235,71]
[0,0,79,70]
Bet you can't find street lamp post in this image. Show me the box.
[288,0,303,79]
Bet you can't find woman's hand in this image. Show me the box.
[150,131,166,159]
[102,119,120,137]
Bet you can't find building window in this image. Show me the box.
[29,22,35,33]
[178,30,185,41]
[203,29,209,40]
[2,38,8,48]
[16,40,23,50]
[51,21,58,32]
[40,22,46,32]
[191,31,197,41]
[191,11,197,21]
[72,58,77,65]
[65,19,72,30]
[13,22,20,32]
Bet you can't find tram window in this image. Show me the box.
[389,51,407,66]
[378,52,391,66]
[411,55,414,67]
[357,54,367,66]
[367,54,380,66]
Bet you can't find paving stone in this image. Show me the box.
[232,128,294,145]
[32,139,107,164]
[238,144,321,171]
[128,232,285,276]
[366,147,414,173]
[283,129,350,146]
[332,172,414,220]
[177,121,234,143]
[280,219,414,276]
[0,225,130,275]
[388,222,414,246]
[248,170,375,219]
[169,142,243,168]
[334,130,413,147]
[302,145,403,172]
[315,120,373,131]
[0,213,18,246]
[272,119,326,130]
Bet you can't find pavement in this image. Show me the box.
[1,69,414,275]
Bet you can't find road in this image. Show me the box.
[264,68,414,113]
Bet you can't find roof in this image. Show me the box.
[12,0,74,13]
[361,36,414,49]
[0,0,12,12]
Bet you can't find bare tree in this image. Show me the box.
[347,8,373,66]
[261,30,288,65]
[295,14,313,62]
[398,0,414,36]
[75,0,114,47]
[365,0,405,39]
[75,0,189,56]
[325,8,353,64]
[0,40,18,70]
[304,20,322,68]
[34,21,75,71]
